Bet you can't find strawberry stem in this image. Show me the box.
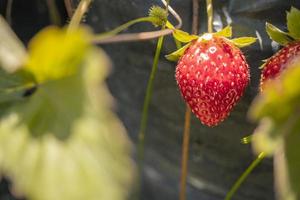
[46,0,61,25]
[5,0,13,25]
[225,152,266,200]
[179,106,192,200]
[206,0,213,33]
[136,1,170,198]
[179,0,199,200]
[64,0,74,18]
[92,17,158,41]
[68,0,92,31]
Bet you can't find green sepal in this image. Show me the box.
[287,7,300,40]
[214,26,232,38]
[266,22,293,45]
[166,21,175,29]
[172,29,199,43]
[165,43,191,62]
[231,37,257,48]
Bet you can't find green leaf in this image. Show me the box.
[266,22,293,45]
[0,15,27,73]
[250,58,300,199]
[0,45,134,200]
[172,29,198,43]
[25,27,91,83]
[287,7,300,40]
[231,37,257,48]
[214,26,232,38]
[165,43,191,61]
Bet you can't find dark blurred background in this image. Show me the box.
[1,0,300,200]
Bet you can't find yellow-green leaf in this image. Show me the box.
[287,7,300,40]
[266,22,293,45]
[214,26,232,38]
[0,46,134,200]
[25,27,91,83]
[165,43,191,62]
[173,29,198,43]
[231,37,257,48]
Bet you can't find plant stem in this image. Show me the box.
[68,0,91,31]
[225,152,266,200]
[93,0,182,44]
[179,1,199,200]
[46,0,61,25]
[136,1,170,198]
[93,17,156,41]
[64,0,74,18]
[5,0,13,25]
[206,0,213,33]
[179,106,192,200]
[137,26,166,183]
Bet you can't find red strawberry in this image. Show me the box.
[260,41,300,90]
[175,34,250,126]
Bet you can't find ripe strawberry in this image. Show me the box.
[260,41,300,90]
[175,34,250,126]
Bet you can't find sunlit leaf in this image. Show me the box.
[0,29,134,200]
[172,29,198,43]
[266,22,293,45]
[0,15,27,73]
[214,26,232,38]
[231,37,257,48]
[25,27,91,83]
[287,7,300,40]
[165,42,191,61]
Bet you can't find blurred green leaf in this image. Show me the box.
[165,42,191,62]
[0,33,134,200]
[25,27,91,83]
[214,26,232,38]
[287,7,300,40]
[250,57,300,200]
[231,37,257,48]
[266,22,293,45]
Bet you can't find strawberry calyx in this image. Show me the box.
[265,7,300,45]
[165,25,256,62]
[261,7,300,69]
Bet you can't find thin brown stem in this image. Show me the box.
[192,0,199,34]
[64,0,74,18]
[46,0,61,25]
[5,0,13,25]
[93,29,173,44]
[179,106,192,200]
[179,1,199,200]
[93,0,182,44]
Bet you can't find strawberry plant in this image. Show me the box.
[1,1,300,200]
